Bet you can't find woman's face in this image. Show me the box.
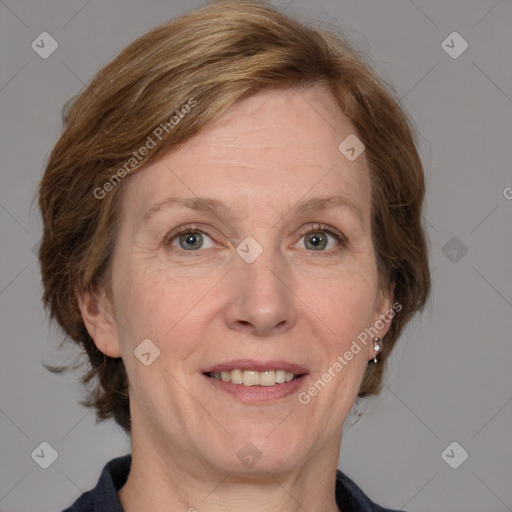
[84,84,392,476]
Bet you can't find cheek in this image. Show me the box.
[111,259,216,353]
[302,266,378,345]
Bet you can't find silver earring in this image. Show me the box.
[373,337,382,363]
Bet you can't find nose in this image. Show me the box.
[223,245,298,337]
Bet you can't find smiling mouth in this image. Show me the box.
[205,369,304,386]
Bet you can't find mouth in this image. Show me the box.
[205,369,303,386]
[202,360,309,402]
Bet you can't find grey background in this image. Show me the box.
[0,0,511,511]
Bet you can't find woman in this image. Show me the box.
[38,1,430,511]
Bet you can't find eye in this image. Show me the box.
[164,225,215,251]
[295,224,345,252]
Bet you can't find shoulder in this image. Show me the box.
[60,454,131,512]
[335,469,407,512]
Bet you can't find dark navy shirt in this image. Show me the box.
[61,454,405,512]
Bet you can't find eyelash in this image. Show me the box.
[163,223,347,255]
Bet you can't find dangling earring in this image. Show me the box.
[373,337,382,363]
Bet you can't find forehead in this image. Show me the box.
[121,84,371,228]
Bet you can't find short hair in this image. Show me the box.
[38,0,430,434]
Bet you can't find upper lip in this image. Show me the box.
[202,359,309,374]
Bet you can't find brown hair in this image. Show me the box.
[38,0,430,434]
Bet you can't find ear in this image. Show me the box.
[367,281,397,359]
[76,285,122,358]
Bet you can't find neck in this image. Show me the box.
[118,425,342,512]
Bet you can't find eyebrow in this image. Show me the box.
[291,195,363,222]
[142,194,363,224]
[143,196,228,223]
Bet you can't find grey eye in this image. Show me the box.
[299,231,339,251]
[305,233,327,250]
[170,231,215,251]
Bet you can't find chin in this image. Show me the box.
[222,430,307,476]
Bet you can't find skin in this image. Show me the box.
[78,84,394,512]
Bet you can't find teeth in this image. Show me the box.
[208,369,300,386]
[230,369,243,384]
[258,370,276,387]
